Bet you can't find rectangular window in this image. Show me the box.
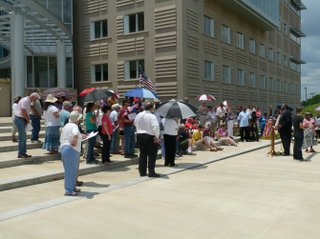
[124,59,144,80]
[250,73,256,88]
[204,61,214,81]
[276,51,281,64]
[284,23,288,35]
[124,12,144,34]
[221,25,231,44]
[269,78,273,90]
[91,64,108,82]
[268,48,274,62]
[249,38,256,54]
[283,55,288,67]
[90,19,108,40]
[237,69,245,86]
[260,75,267,89]
[236,32,244,49]
[259,44,266,58]
[203,16,214,37]
[222,65,231,84]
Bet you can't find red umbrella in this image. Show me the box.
[79,87,96,97]
[196,94,216,101]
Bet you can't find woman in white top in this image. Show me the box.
[42,94,60,154]
[163,117,180,167]
[60,111,83,196]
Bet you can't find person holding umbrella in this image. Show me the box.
[163,116,180,167]
[134,101,161,177]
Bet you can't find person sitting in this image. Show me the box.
[192,125,223,152]
[177,124,195,155]
[216,122,237,147]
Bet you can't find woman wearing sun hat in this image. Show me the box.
[60,111,83,196]
[43,94,60,154]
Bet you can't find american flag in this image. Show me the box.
[138,68,156,93]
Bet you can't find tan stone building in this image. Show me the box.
[73,0,305,111]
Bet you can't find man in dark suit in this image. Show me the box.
[278,104,292,156]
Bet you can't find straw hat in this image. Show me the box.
[45,94,57,103]
[69,111,82,123]
[111,103,121,110]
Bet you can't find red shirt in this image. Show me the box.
[101,114,113,135]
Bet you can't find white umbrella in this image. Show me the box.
[196,94,216,101]
[156,100,197,119]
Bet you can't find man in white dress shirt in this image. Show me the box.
[134,102,161,177]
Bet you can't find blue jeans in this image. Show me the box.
[110,128,119,153]
[123,125,135,155]
[30,114,41,140]
[14,116,27,156]
[86,129,96,162]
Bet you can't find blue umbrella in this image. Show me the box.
[124,87,158,99]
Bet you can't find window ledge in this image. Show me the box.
[92,81,112,85]
[90,36,112,42]
[124,30,149,37]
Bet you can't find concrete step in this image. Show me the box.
[0,155,138,191]
[0,140,42,153]
[0,148,60,169]
[0,131,45,141]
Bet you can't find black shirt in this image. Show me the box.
[292,114,303,133]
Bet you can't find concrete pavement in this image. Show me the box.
[1,140,320,238]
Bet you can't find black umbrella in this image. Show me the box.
[83,89,114,102]
[155,100,197,119]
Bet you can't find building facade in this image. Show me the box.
[0,0,73,116]
[74,0,305,111]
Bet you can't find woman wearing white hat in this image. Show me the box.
[43,94,60,154]
[60,111,83,196]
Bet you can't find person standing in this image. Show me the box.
[14,92,41,158]
[30,93,43,143]
[100,105,113,164]
[278,104,292,156]
[59,101,73,127]
[60,111,83,196]
[163,117,180,167]
[134,102,161,177]
[237,106,251,142]
[197,101,208,126]
[43,94,60,154]
[110,103,121,154]
[302,112,316,153]
[11,96,21,142]
[292,108,304,161]
[85,102,98,164]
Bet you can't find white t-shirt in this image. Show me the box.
[163,118,179,136]
[15,96,31,118]
[44,105,60,127]
[12,103,18,117]
[110,110,118,125]
[60,122,82,152]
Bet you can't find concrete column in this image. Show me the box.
[57,40,66,88]
[10,13,25,98]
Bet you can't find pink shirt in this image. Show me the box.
[101,114,113,135]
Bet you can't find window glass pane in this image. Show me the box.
[63,0,72,23]
[66,57,72,87]
[103,64,108,81]
[95,65,101,82]
[129,14,136,32]
[27,56,33,88]
[34,56,49,87]
[102,20,108,37]
[138,13,144,31]
[48,57,57,87]
[94,21,101,39]
[129,61,137,78]
[48,0,62,21]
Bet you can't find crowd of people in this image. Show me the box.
[10,90,320,195]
